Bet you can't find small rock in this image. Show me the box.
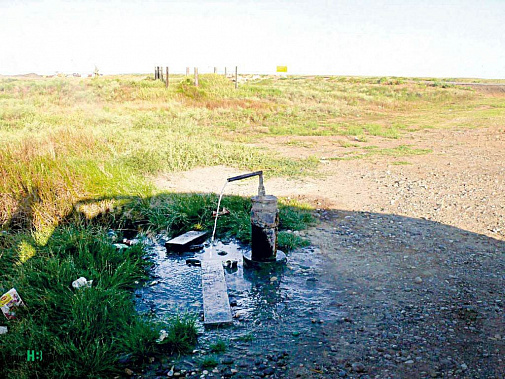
[186,258,201,266]
[338,369,348,377]
[405,360,414,364]
[263,367,275,376]
[124,368,134,376]
[461,363,468,370]
[351,362,365,373]
[292,331,300,337]
[414,276,423,284]
[202,370,209,375]
[270,276,278,282]
[222,357,234,365]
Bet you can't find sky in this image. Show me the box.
[1,0,504,78]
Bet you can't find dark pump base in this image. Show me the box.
[242,250,287,268]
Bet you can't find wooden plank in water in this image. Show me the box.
[201,260,232,326]
[165,231,207,251]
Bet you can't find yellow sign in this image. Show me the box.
[276,66,288,73]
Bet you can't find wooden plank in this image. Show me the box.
[201,260,232,326]
[165,231,207,251]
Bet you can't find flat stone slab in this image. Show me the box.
[165,231,207,251]
[201,260,232,326]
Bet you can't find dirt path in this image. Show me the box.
[155,124,505,241]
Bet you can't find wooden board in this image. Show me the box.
[165,231,207,251]
[201,260,232,326]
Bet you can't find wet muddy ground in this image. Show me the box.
[131,207,504,379]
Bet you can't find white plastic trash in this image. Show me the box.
[156,329,168,343]
[0,326,7,334]
[72,277,93,289]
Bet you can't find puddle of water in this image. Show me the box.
[135,236,347,343]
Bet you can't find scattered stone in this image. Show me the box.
[124,368,134,376]
[263,367,275,376]
[461,363,468,370]
[292,331,300,337]
[222,357,234,365]
[414,277,423,284]
[351,362,365,373]
[270,276,278,282]
[186,258,201,266]
[405,360,414,364]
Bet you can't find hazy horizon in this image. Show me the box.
[1,0,504,79]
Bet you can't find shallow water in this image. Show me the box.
[135,235,346,344]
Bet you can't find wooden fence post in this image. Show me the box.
[224,67,227,76]
[186,67,190,76]
[155,66,158,80]
[214,67,217,74]
[235,66,238,89]
[194,67,199,87]
[166,67,169,88]
[160,66,163,82]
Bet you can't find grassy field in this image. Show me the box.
[2,73,503,232]
[1,73,503,377]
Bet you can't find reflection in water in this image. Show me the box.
[135,236,346,340]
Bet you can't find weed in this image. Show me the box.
[235,332,254,342]
[209,339,227,353]
[200,356,219,369]
[156,314,198,354]
[278,231,310,251]
[392,161,412,165]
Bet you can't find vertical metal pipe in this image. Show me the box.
[235,66,238,89]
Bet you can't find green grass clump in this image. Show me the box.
[156,314,198,354]
[278,231,310,251]
[116,193,314,250]
[209,339,227,354]
[200,356,219,369]
[0,225,159,378]
[235,332,255,342]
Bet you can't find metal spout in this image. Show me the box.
[227,171,266,197]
